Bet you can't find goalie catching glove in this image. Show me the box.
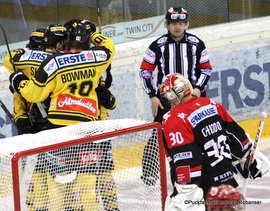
[233,149,270,179]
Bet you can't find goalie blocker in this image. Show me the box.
[233,148,270,180]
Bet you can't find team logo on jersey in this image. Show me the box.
[29,51,50,62]
[56,51,95,68]
[44,59,57,76]
[188,105,218,127]
[57,94,97,118]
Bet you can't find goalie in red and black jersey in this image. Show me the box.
[160,73,270,210]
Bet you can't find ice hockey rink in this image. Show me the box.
[1,16,270,210]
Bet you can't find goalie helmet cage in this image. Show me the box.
[0,118,167,211]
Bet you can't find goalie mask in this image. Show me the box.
[160,73,193,107]
[206,184,244,210]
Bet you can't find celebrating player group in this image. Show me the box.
[3,4,270,211]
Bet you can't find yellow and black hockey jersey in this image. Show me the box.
[4,48,52,122]
[17,32,115,126]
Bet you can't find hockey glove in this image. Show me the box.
[233,149,270,179]
[96,85,116,110]
[9,84,15,94]
[9,71,28,93]
[16,117,35,135]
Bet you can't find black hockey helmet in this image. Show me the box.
[27,28,46,50]
[44,24,67,47]
[80,19,96,34]
[64,19,82,31]
[66,21,91,45]
[64,19,96,35]
[165,7,188,23]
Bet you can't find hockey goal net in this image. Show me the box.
[0,118,167,211]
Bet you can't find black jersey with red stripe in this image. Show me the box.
[162,97,252,194]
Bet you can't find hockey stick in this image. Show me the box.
[0,24,16,71]
[0,99,15,124]
[242,111,267,196]
[96,0,102,33]
[0,24,19,127]
[1,24,48,120]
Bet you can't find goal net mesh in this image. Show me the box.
[0,118,167,211]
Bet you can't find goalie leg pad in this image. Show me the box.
[165,183,205,211]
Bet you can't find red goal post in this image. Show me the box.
[0,118,167,211]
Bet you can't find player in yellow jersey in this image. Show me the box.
[4,25,67,134]
[9,21,115,127]
[4,24,67,210]
[4,28,49,135]
[10,19,117,210]
[61,19,119,211]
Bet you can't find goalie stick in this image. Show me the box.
[242,111,267,196]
